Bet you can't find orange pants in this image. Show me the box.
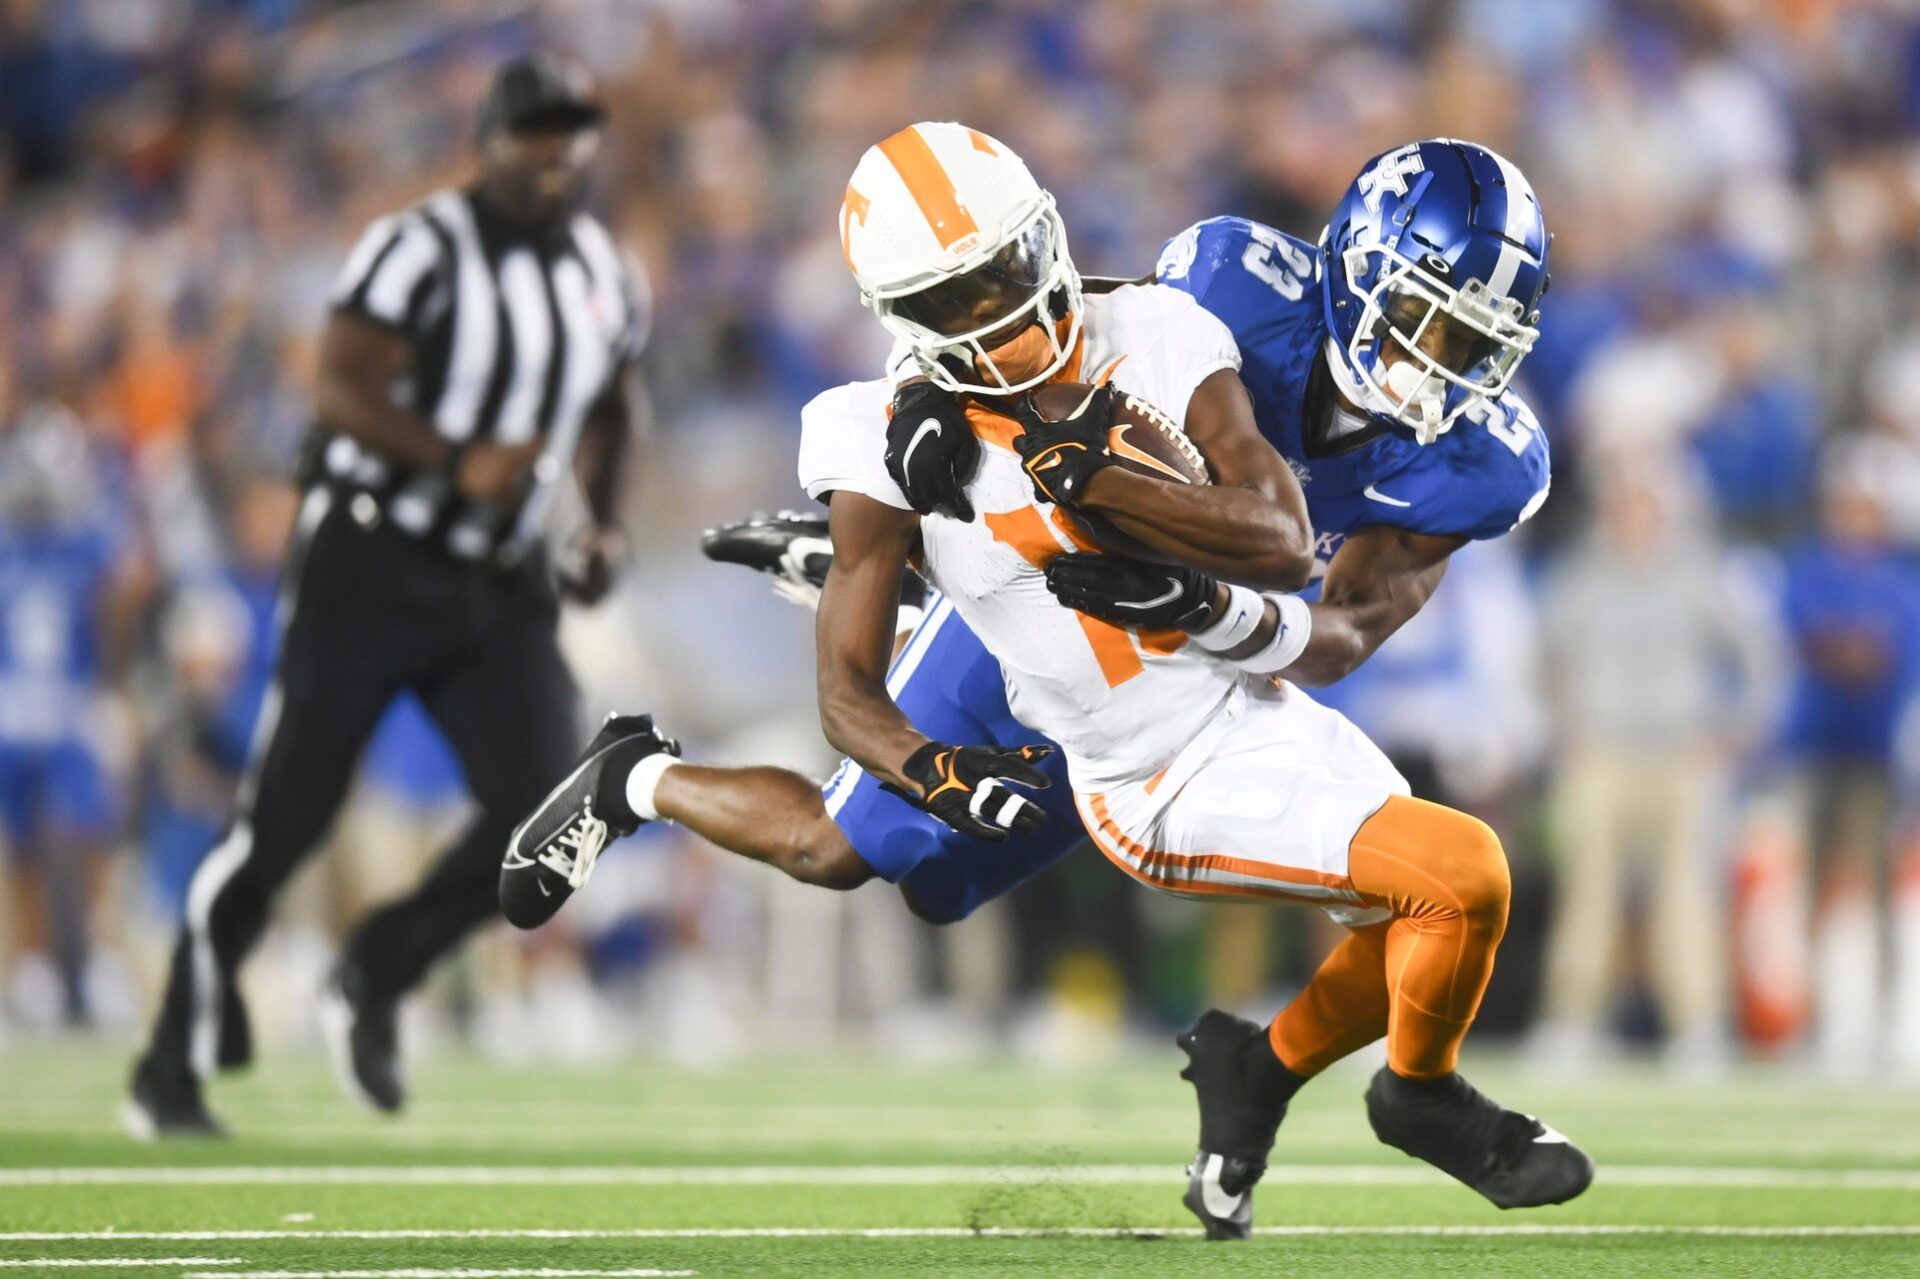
[1268,795,1511,1079]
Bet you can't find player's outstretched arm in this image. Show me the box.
[815,491,1052,839]
[815,490,930,793]
[1066,370,1314,591]
[1285,527,1462,686]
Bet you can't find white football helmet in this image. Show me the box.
[840,122,1082,396]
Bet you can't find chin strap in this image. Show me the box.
[1384,360,1451,445]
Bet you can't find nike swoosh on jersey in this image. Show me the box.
[1363,483,1412,507]
[1198,1154,1245,1218]
[1116,579,1183,611]
[901,417,943,473]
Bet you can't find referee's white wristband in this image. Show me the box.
[1230,593,1313,675]
[1190,582,1263,652]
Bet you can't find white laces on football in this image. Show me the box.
[537,804,610,889]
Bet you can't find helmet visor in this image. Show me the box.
[890,217,1055,338]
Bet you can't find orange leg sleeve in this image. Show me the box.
[1345,795,1512,1079]
[1267,921,1391,1076]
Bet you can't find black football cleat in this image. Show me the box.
[320,962,403,1114]
[1365,1066,1595,1209]
[1177,1009,1302,1240]
[122,1054,225,1142]
[701,510,925,611]
[501,713,680,930]
[701,510,834,606]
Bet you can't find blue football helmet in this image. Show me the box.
[1321,139,1549,444]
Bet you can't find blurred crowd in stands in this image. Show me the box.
[4,0,1920,1075]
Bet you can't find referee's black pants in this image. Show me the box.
[144,488,580,1077]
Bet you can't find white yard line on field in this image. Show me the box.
[4,1227,1920,1242]
[2,1164,1920,1190]
[0,1261,240,1268]
[178,1271,694,1278]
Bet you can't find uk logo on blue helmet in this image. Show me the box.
[1320,139,1550,444]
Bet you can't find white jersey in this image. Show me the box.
[798,283,1246,790]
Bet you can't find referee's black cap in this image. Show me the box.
[478,53,605,138]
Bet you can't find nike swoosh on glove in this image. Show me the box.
[882,741,1053,841]
[1013,383,1115,507]
[1045,551,1216,631]
[885,381,980,521]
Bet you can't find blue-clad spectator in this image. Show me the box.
[1779,441,1920,1068]
[139,479,295,917]
[1690,297,1819,539]
[0,400,139,1027]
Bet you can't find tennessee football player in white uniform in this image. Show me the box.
[503,123,1592,1235]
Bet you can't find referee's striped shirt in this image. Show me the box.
[318,185,648,564]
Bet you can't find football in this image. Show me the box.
[1020,380,1210,561]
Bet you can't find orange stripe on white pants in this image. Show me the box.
[1075,790,1366,908]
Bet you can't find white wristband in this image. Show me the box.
[1191,583,1263,652]
[1230,593,1313,675]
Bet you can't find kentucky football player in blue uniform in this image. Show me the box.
[689,138,1576,1230]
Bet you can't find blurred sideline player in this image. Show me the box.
[0,405,139,1028]
[503,126,1589,1232]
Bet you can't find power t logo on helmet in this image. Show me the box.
[1322,138,1550,445]
[841,122,1083,395]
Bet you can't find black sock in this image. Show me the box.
[1383,1069,1467,1103]
[594,738,656,826]
[1242,1032,1311,1109]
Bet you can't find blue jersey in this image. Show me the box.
[0,519,117,745]
[1155,217,1552,576]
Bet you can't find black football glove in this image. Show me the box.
[883,741,1053,841]
[1013,383,1115,507]
[885,380,979,521]
[1045,552,1217,631]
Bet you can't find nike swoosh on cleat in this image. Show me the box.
[1532,1121,1571,1144]
[537,881,552,897]
[1117,579,1183,610]
[502,848,535,870]
[901,417,943,474]
[1364,483,1412,507]
[1198,1154,1245,1219]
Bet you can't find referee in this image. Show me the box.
[126,54,646,1137]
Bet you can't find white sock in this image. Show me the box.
[624,752,680,822]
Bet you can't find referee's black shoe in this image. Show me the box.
[1178,1009,1307,1240]
[320,961,403,1114]
[501,713,680,930]
[122,1054,224,1141]
[1365,1066,1594,1209]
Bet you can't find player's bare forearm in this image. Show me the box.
[1078,369,1311,590]
[1286,527,1461,686]
[816,492,931,792]
[1078,468,1309,589]
[314,312,454,472]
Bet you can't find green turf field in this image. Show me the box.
[0,1041,1916,1277]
